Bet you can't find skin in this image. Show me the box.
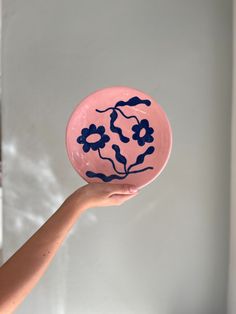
[0,182,139,314]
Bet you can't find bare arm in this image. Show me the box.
[0,182,138,313]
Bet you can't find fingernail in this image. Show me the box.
[129,186,138,193]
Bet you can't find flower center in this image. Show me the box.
[139,127,146,138]
[87,133,101,143]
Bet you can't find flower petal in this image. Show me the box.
[145,135,154,143]
[132,133,138,140]
[97,125,105,135]
[91,141,101,150]
[148,127,154,135]
[138,137,146,146]
[77,135,84,144]
[141,119,149,128]
[83,143,90,152]
[132,124,139,132]
[81,128,90,136]
[102,134,110,143]
[89,124,97,132]
[99,142,105,149]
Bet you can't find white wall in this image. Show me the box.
[228,1,236,313]
[2,0,232,313]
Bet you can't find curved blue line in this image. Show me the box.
[112,144,127,166]
[128,166,154,174]
[115,96,151,108]
[110,110,130,143]
[86,171,128,182]
[86,166,153,182]
[115,108,140,124]
[96,107,113,113]
[96,107,140,124]
[98,148,125,175]
[128,146,155,172]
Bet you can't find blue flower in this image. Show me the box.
[132,119,154,146]
[77,124,110,152]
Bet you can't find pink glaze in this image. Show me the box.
[65,86,172,189]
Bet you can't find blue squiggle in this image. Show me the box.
[112,144,127,172]
[86,171,128,182]
[96,107,140,124]
[96,107,114,114]
[128,146,155,172]
[98,148,125,175]
[128,166,154,174]
[110,110,130,143]
[115,108,140,124]
[85,166,153,182]
[115,96,151,108]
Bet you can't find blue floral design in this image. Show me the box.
[76,96,156,182]
[132,119,154,146]
[77,123,110,152]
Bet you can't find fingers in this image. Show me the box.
[106,183,139,195]
[109,192,138,205]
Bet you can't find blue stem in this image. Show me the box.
[115,108,140,124]
[98,148,126,175]
[86,171,128,182]
[128,166,154,174]
[86,166,153,182]
[96,107,140,124]
[96,107,114,113]
[110,110,130,143]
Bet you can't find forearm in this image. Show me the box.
[0,182,138,313]
[0,196,86,314]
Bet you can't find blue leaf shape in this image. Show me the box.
[136,146,155,165]
[86,171,126,182]
[115,96,151,108]
[110,110,129,143]
[112,144,127,165]
[128,146,155,171]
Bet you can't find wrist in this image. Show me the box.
[63,190,89,213]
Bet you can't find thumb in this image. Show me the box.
[107,183,138,195]
[109,192,138,202]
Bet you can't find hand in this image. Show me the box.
[64,182,139,211]
[0,182,138,314]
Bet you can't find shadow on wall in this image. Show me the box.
[2,138,98,261]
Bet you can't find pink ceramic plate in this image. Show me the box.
[65,86,172,189]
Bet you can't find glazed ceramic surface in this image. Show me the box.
[66,86,172,188]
